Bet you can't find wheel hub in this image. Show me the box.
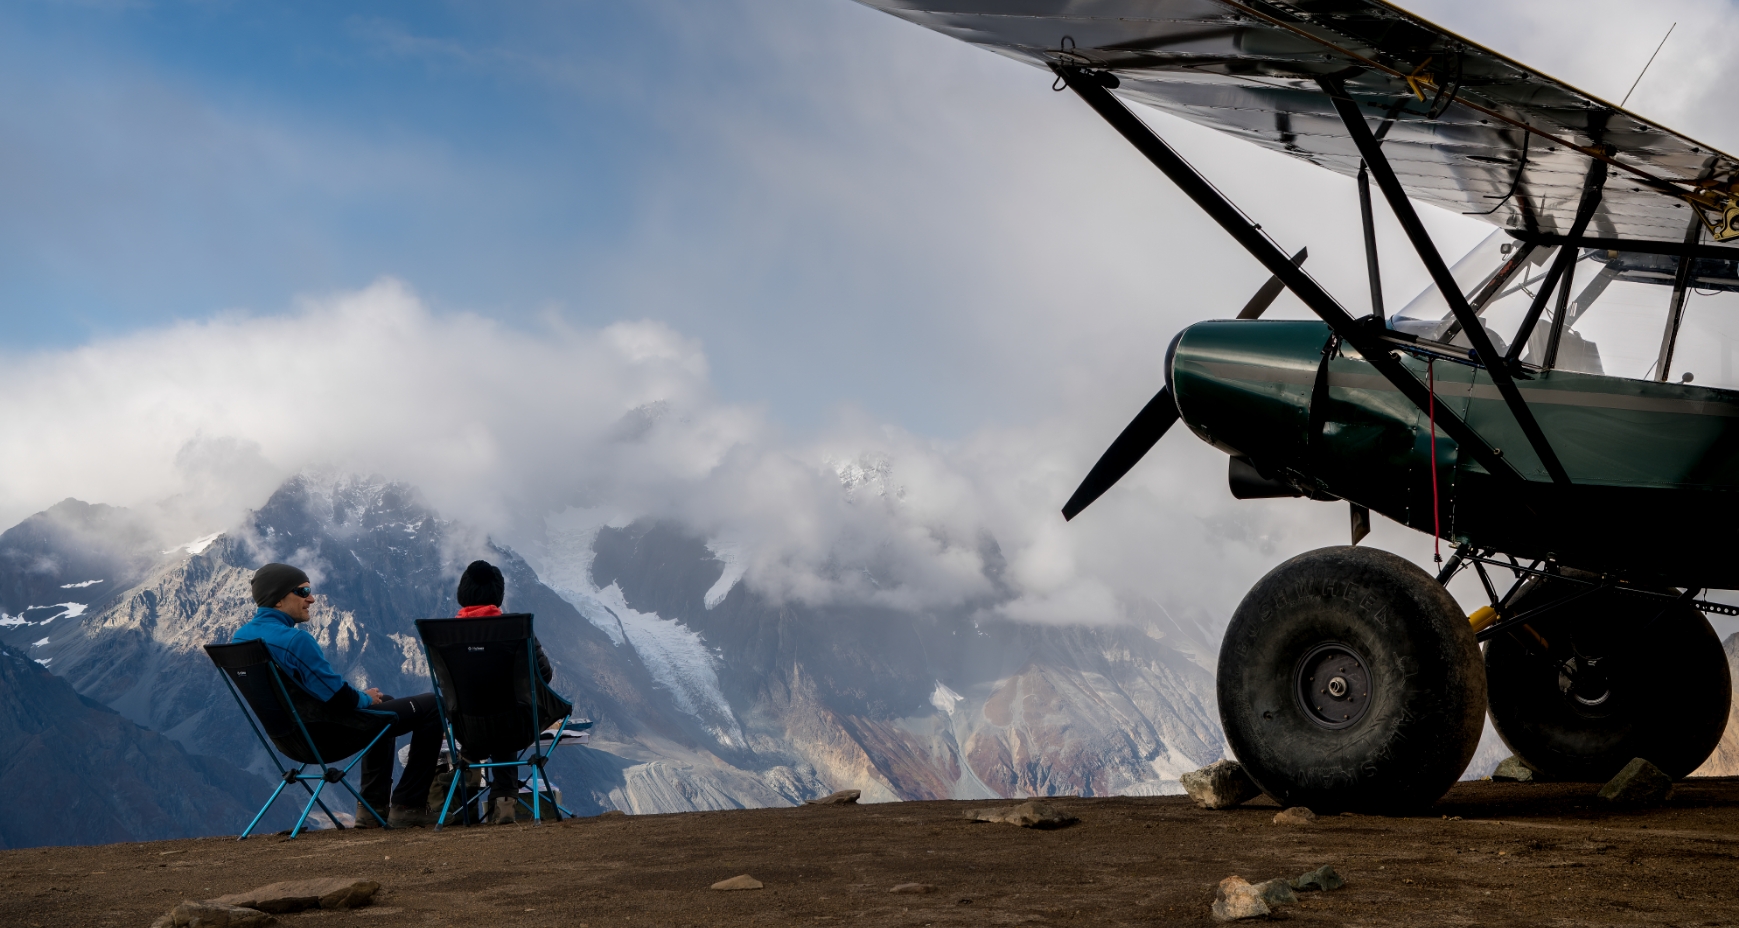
[1293,642,1372,730]
[1558,655,1613,710]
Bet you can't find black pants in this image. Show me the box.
[359,693,442,810]
[488,753,523,800]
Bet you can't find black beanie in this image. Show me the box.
[252,563,310,607]
[457,560,505,608]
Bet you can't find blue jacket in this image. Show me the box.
[232,608,374,709]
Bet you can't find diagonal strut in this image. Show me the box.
[1319,76,1571,487]
[1053,65,1522,485]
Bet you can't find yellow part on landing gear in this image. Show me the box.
[1469,605,1500,634]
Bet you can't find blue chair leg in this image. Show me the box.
[290,777,330,838]
[239,768,299,840]
[434,763,466,832]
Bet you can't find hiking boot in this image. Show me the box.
[388,805,440,828]
[488,796,520,825]
[354,801,389,828]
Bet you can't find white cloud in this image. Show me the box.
[0,278,1455,637]
[7,0,1715,637]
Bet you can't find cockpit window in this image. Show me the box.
[1387,229,1739,389]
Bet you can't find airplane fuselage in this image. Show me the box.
[1169,320,1739,588]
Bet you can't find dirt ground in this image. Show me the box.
[7,780,1739,928]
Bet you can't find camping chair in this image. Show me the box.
[205,640,396,839]
[415,614,578,828]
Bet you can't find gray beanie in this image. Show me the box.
[252,563,310,607]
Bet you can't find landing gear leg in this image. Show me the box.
[1218,546,1486,812]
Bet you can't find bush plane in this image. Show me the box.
[859,0,1739,810]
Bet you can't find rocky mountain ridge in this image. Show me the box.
[0,473,1225,845]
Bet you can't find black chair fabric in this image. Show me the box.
[205,640,394,765]
[415,615,573,760]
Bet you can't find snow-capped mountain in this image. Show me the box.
[0,472,1226,845]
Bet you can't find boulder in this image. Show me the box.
[1181,760,1263,810]
[1598,758,1674,806]
[711,875,764,891]
[160,900,276,928]
[804,789,862,806]
[1253,878,1297,907]
[1491,756,1539,782]
[1210,876,1271,921]
[965,800,1077,829]
[1273,806,1317,825]
[1290,865,1345,892]
[888,883,936,894]
[206,878,379,913]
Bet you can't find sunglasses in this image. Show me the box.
[290,586,313,599]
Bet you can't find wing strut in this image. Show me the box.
[1318,76,1570,487]
[1053,65,1522,485]
[1655,215,1705,381]
[1504,159,1608,365]
[1357,164,1384,320]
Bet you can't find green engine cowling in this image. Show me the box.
[1166,319,1739,588]
[1167,320,1447,539]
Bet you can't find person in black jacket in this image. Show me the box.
[454,560,553,823]
[233,563,442,827]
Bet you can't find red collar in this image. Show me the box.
[456,605,503,618]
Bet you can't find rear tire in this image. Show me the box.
[1485,586,1730,781]
[1218,546,1485,812]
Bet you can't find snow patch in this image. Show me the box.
[703,541,746,609]
[525,512,746,748]
[164,531,223,555]
[31,637,49,648]
[17,602,88,626]
[34,658,50,667]
[930,681,963,715]
[59,579,104,589]
[1145,742,1209,782]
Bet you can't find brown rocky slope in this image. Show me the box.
[8,780,1739,927]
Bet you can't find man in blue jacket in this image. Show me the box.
[233,562,441,827]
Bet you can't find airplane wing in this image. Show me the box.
[857,0,1739,244]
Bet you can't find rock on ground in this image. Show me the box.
[1290,865,1345,892]
[711,875,764,891]
[1181,760,1264,810]
[207,878,380,913]
[1491,756,1539,782]
[1599,758,1674,805]
[152,900,276,928]
[966,801,1078,829]
[1211,876,1271,921]
[1254,878,1297,907]
[804,790,862,806]
[1273,807,1318,825]
[888,883,935,894]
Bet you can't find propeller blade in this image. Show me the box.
[1061,386,1181,520]
[1062,249,1307,521]
[1235,246,1308,319]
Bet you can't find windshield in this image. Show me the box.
[1388,229,1739,388]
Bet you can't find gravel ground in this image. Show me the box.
[7,779,1739,927]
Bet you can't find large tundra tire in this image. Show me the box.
[1218,546,1485,812]
[1485,585,1730,781]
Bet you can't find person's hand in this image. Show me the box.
[365,687,386,702]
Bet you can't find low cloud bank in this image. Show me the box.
[0,280,1375,637]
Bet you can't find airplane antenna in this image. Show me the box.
[1620,22,1676,108]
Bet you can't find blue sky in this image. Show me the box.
[11,0,1187,438]
[4,0,1739,628]
[6,0,1732,437]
